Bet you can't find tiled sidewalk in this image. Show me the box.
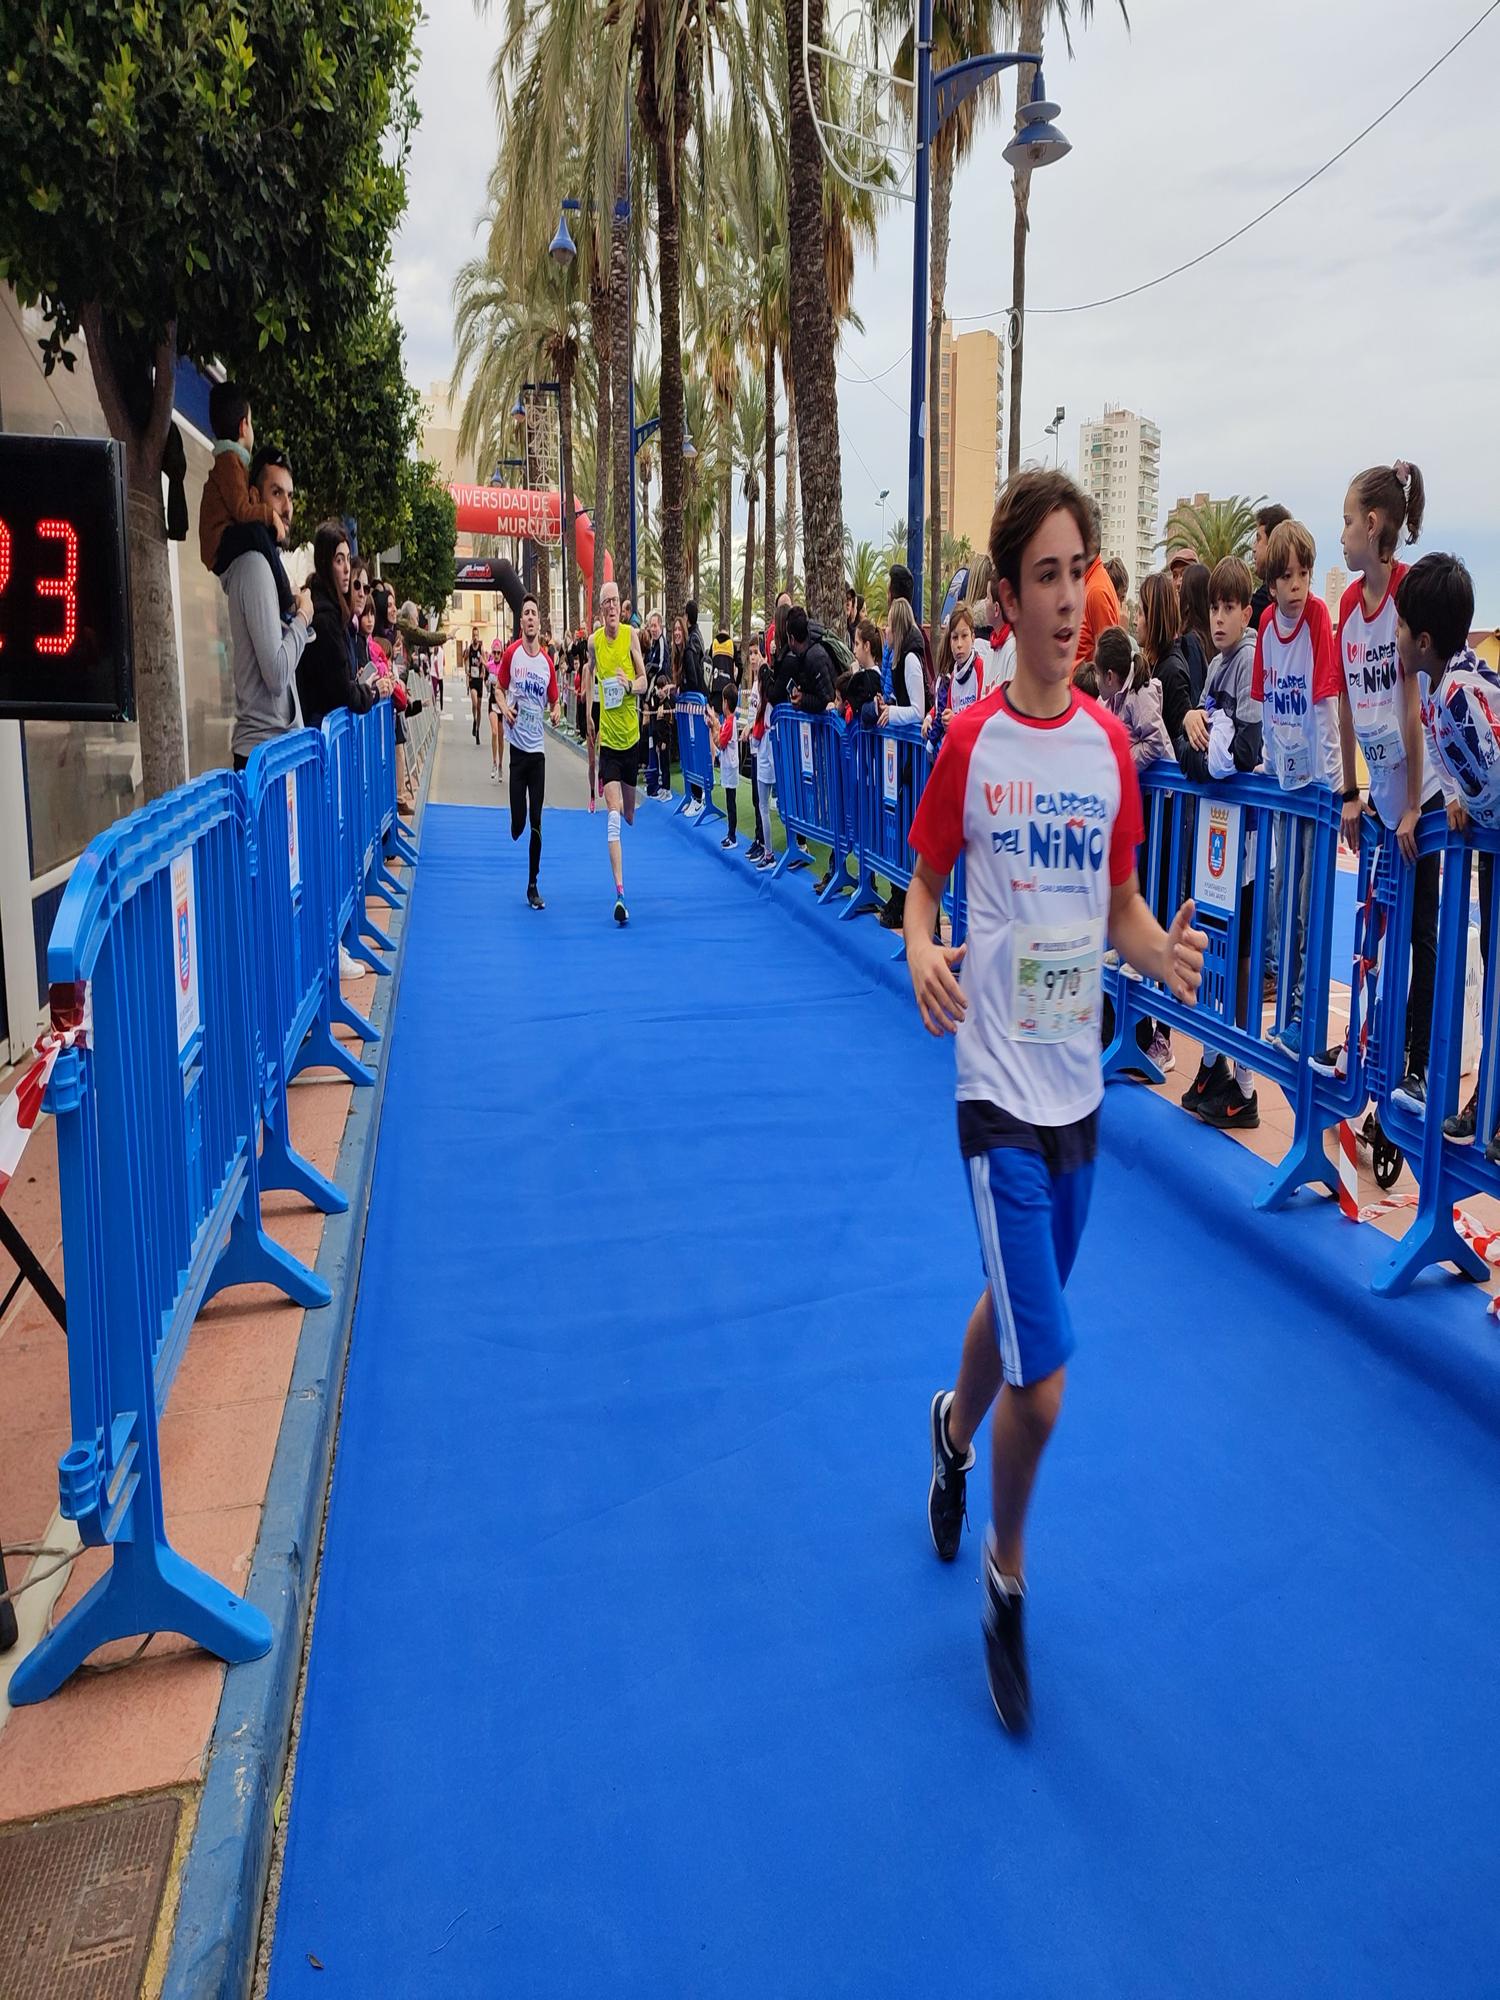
[0,879,410,1833]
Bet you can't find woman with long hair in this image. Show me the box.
[297,522,377,730]
[1137,571,1192,752]
[1176,561,1214,705]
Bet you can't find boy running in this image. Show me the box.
[904,470,1206,1733]
[585,580,648,924]
[495,593,560,909]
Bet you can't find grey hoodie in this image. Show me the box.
[1178,628,1261,782]
[225,550,308,762]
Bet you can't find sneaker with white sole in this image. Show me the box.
[1309,1040,1347,1079]
[981,1536,1030,1734]
[928,1391,974,1562]
[1145,1031,1176,1074]
[338,944,369,980]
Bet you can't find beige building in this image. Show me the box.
[1080,409,1161,606]
[1325,565,1349,623]
[421,377,480,491]
[925,322,1003,564]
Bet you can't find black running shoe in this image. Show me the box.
[928,1391,974,1562]
[721,835,737,850]
[1485,1130,1500,1168]
[1392,1071,1426,1115]
[613,896,629,927]
[981,1541,1030,1734]
[1180,1055,1228,1113]
[1309,1041,1347,1079]
[527,884,544,910]
[1444,1089,1478,1143]
[1198,1080,1260,1130]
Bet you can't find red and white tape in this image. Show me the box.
[1335,1119,1418,1224]
[0,994,89,1205]
[1339,1119,1500,1317]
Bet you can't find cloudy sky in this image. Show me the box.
[394,0,1500,616]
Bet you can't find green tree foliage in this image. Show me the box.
[0,0,420,795]
[1161,494,1264,568]
[389,460,458,618]
[244,289,421,562]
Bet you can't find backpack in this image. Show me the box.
[809,620,854,678]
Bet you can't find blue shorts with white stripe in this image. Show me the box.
[966,1144,1094,1388]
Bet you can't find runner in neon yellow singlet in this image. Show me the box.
[585,580,648,925]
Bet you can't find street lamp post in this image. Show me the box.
[1045,404,1066,468]
[904,35,1069,615]
[878,486,890,545]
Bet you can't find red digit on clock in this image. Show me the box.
[36,518,79,656]
[0,517,10,651]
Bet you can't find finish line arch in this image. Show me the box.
[447,484,614,624]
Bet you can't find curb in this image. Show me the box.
[159,765,431,2000]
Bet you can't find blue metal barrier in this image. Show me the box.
[356,704,407,912]
[323,711,392,982]
[768,707,852,900]
[8,773,328,1705]
[1101,766,1343,1210]
[673,694,725,825]
[242,732,373,1216]
[1367,812,1493,1295]
[844,721,931,925]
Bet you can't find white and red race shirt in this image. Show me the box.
[497,642,558,754]
[910,686,1143,1128]
[1336,567,1439,826]
[976,623,1016,696]
[1251,597,1341,791]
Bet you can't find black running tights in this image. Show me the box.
[509,748,546,885]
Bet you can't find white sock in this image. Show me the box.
[1234,1062,1254,1094]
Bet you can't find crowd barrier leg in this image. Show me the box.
[292,1007,377,1088]
[203,1178,333,1309]
[1256,806,1342,1211]
[1373,839,1488,1295]
[257,1104,349,1214]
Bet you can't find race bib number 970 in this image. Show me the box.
[603,676,625,710]
[1008,920,1104,1044]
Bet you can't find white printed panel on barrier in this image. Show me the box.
[1193,800,1242,917]
[286,772,302,892]
[171,849,201,1055]
[800,720,814,778]
[883,737,898,805]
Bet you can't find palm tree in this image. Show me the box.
[1006,0,1127,477]
[633,357,660,606]
[734,373,767,652]
[779,0,846,624]
[484,19,621,616]
[847,537,882,611]
[452,251,589,634]
[881,0,1009,629]
[1160,494,1263,568]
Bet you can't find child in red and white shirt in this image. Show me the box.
[905,470,1206,1735]
[1314,460,1440,1110]
[1251,519,1340,1058]
[715,680,741,851]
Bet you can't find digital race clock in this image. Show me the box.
[0,434,134,722]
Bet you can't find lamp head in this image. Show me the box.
[1002,70,1069,171]
[682,431,697,460]
[549,208,577,267]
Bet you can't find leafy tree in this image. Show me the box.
[388,460,458,617]
[244,289,420,563]
[0,0,419,796]
[1160,494,1263,568]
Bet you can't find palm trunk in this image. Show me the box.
[83,307,184,800]
[927,136,955,632]
[783,363,797,589]
[762,330,777,608]
[741,486,757,657]
[535,546,552,634]
[718,416,732,632]
[559,356,580,636]
[588,262,613,620]
[610,174,633,608]
[1006,1,1044,479]
[782,0,845,627]
[655,132,687,624]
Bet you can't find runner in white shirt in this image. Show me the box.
[905,469,1206,1732]
[495,593,560,909]
[1315,460,1439,1108]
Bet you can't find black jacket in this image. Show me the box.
[785,639,835,713]
[1154,638,1193,752]
[298,577,375,730]
[681,626,708,697]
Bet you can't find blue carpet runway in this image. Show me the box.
[268,802,1500,1998]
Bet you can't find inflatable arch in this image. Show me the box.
[447,484,614,622]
